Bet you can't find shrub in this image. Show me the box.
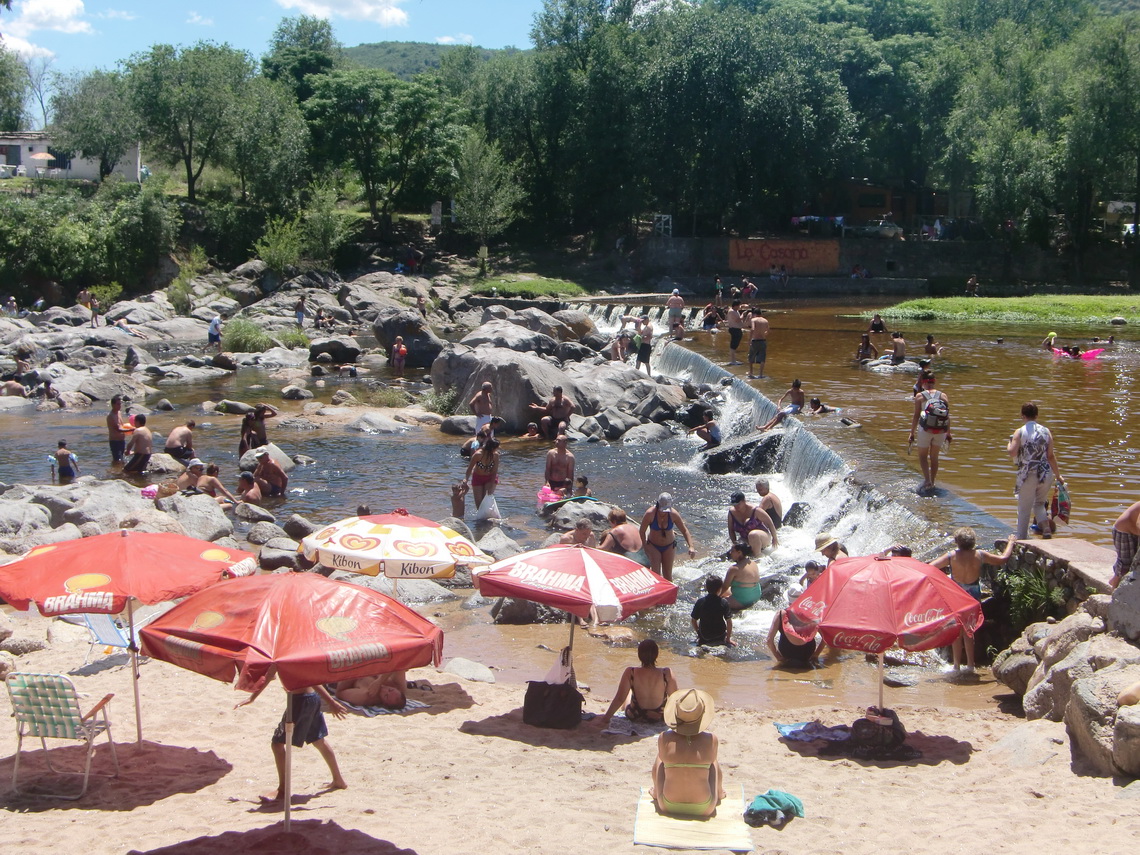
[303,181,355,265]
[255,215,304,277]
[167,245,210,316]
[90,282,122,306]
[222,318,274,352]
[420,388,459,416]
[275,328,310,348]
[998,566,1066,629]
[361,384,413,408]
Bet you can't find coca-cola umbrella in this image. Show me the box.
[473,545,678,659]
[139,572,443,832]
[783,554,984,710]
[0,529,256,742]
[300,509,492,591]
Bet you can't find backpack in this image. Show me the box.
[920,392,949,431]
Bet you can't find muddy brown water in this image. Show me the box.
[1,297,1134,712]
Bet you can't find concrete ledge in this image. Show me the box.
[1012,538,1116,596]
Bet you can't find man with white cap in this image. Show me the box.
[651,688,724,818]
[253,448,289,497]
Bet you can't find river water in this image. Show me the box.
[1,297,1134,712]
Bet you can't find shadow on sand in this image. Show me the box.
[0,741,231,811]
[781,729,975,768]
[459,708,622,751]
[127,820,418,855]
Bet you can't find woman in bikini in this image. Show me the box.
[855,332,878,361]
[593,639,678,729]
[464,437,500,511]
[726,491,777,555]
[720,542,762,609]
[931,526,1016,672]
[639,492,697,582]
[651,689,724,818]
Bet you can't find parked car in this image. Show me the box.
[844,219,904,239]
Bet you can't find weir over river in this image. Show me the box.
[0,297,1135,710]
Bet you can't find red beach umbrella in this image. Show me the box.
[140,572,442,831]
[784,554,983,708]
[0,530,256,742]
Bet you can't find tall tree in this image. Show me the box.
[22,55,52,128]
[51,70,139,180]
[0,42,26,131]
[306,69,457,220]
[262,15,340,103]
[452,129,523,247]
[126,42,254,202]
[223,77,309,209]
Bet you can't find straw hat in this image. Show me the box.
[664,688,714,736]
[815,532,838,552]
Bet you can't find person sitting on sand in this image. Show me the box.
[931,527,1016,673]
[758,379,805,432]
[688,409,722,450]
[594,639,678,728]
[560,519,598,547]
[691,575,735,647]
[176,458,206,491]
[335,671,407,710]
[651,689,725,818]
[253,448,289,497]
[238,471,264,506]
[767,608,821,667]
[599,507,643,556]
[234,666,347,804]
[199,463,237,507]
[720,542,762,609]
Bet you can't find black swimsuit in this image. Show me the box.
[626,668,669,723]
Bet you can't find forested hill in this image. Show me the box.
[343,41,514,78]
[1096,0,1140,11]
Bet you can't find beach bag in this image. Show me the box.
[920,393,950,431]
[850,707,906,750]
[1051,483,1071,524]
[475,494,501,521]
[524,647,582,729]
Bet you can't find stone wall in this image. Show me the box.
[1003,539,1114,616]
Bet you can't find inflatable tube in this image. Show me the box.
[1053,347,1104,360]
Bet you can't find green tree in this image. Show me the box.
[262,15,341,103]
[0,42,27,131]
[453,129,523,246]
[223,76,309,209]
[305,69,458,220]
[51,70,139,180]
[126,42,254,202]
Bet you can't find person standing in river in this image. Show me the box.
[910,372,951,491]
[544,434,575,494]
[725,300,747,365]
[239,404,278,456]
[106,394,131,464]
[747,309,769,379]
[635,315,654,374]
[1008,401,1064,539]
[639,492,697,582]
[469,381,495,435]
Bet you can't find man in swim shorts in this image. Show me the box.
[725,300,747,365]
[1112,500,1140,588]
[748,309,769,379]
[469,381,494,434]
[666,289,685,326]
[253,448,289,497]
[544,434,575,493]
[123,414,153,473]
[529,386,577,440]
[106,394,131,464]
[758,379,804,431]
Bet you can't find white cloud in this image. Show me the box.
[0,33,55,59]
[5,0,93,38]
[274,0,408,27]
[98,9,137,20]
[435,33,474,46]
[186,12,214,26]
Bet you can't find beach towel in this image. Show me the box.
[774,721,852,742]
[602,712,669,738]
[744,789,804,828]
[336,696,430,717]
[633,785,753,851]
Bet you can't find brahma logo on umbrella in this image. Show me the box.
[42,573,115,615]
[609,567,660,595]
[316,614,394,670]
[505,559,585,593]
[163,634,206,663]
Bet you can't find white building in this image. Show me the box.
[0,131,141,182]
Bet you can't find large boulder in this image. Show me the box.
[329,570,459,604]
[1034,612,1099,673]
[475,526,524,562]
[622,423,673,444]
[562,362,658,416]
[346,412,408,434]
[309,337,362,364]
[551,309,596,339]
[246,521,289,545]
[1109,570,1140,642]
[118,508,186,535]
[259,537,303,571]
[238,442,296,473]
[154,492,234,542]
[282,514,318,540]
[547,501,615,532]
[0,500,51,538]
[336,279,405,323]
[372,308,444,369]
[1114,704,1140,777]
[702,432,787,475]
[75,372,150,403]
[460,320,559,356]
[61,480,153,530]
[993,637,1039,697]
[507,308,576,342]
[594,407,642,440]
[1025,641,1095,722]
[626,383,689,422]
[1066,664,1140,775]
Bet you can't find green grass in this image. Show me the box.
[877,296,1140,325]
[360,385,413,408]
[221,318,274,352]
[420,388,459,416]
[468,275,586,298]
[275,328,311,348]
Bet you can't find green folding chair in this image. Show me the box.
[6,672,119,799]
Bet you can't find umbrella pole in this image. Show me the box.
[877,652,885,711]
[128,600,142,744]
[284,696,293,833]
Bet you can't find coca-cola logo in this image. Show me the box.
[832,631,885,652]
[798,596,826,619]
[904,608,945,626]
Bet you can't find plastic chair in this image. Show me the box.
[6,672,118,799]
[82,613,132,664]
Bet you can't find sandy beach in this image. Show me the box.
[1,615,1136,855]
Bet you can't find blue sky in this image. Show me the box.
[1,0,543,73]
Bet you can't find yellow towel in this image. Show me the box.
[633,785,753,851]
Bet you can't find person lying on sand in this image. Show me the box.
[335,672,407,710]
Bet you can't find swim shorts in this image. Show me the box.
[729,328,742,350]
[749,339,767,364]
[1114,528,1139,577]
[272,692,327,747]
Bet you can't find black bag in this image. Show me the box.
[523,680,584,729]
[850,707,906,750]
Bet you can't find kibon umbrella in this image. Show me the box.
[473,545,678,658]
[139,572,443,831]
[784,554,984,709]
[0,530,256,742]
[300,509,491,589]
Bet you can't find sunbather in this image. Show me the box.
[334,671,407,709]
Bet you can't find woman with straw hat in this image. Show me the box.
[651,689,724,818]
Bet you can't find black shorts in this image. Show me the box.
[638,342,652,362]
[208,332,221,344]
[749,339,767,364]
[123,453,151,473]
[109,439,126,463]
[166,446,195,464]
[729,327,743,350]
[778,631,818,665]
[272,692,327,747]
